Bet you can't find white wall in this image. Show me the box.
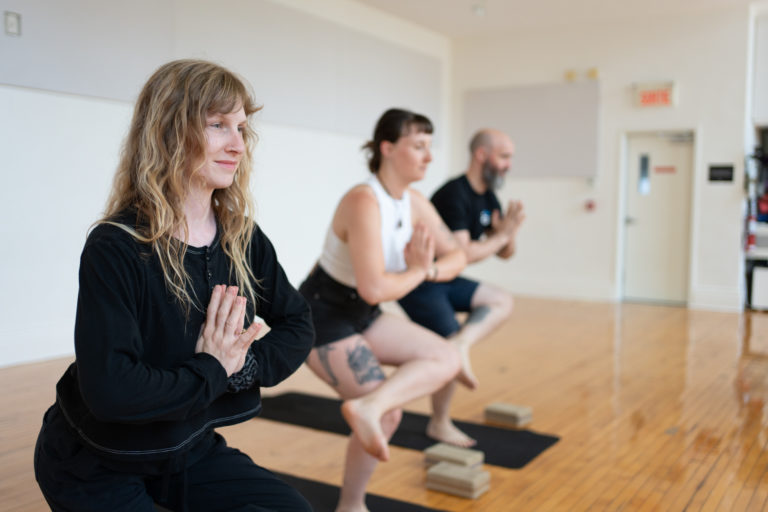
[452,5,751,310]
[169,0,454,281]
[0,87,133,366]
[1,0,758,368]
[752,8,768,125]
[0,0,452,367]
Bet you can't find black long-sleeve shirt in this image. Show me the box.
[55,214,313,464]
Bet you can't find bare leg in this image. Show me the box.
[336,408,402,512]
[429,283,513,446]
[451,336,479,390]
[305,313,460,512]
[427,381,476,447]
[452,283,513,388]
[340,314,461,461]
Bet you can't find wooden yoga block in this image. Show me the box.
[424,443,484,468]
[425,461,490,499]
[484,402,532,427]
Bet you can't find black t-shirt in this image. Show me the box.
[431,175,501,241]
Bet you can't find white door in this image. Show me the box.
[623,132,693,304]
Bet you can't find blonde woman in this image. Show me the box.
[34,60,314,511]
[299,108,471,512]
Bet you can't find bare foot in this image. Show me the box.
[427,418,477,448]
[341,399,390,461]
[451,341,478,390]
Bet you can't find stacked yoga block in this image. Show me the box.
[424,443,489,499]
[484,402,532,428]
[422,402,534,499]
[424,443,484,468]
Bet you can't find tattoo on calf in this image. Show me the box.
[317,345,339,387]
[467,305,491,324]
[347,341,385,385]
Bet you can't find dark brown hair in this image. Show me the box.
[362,108,433,173]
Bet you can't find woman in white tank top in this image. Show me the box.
[298,109,471,512]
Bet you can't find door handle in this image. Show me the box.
[625,216,637,225]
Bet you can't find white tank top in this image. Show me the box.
[319,175,413,288]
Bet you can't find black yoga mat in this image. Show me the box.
[275,472,447,512]
[260,392,559,469]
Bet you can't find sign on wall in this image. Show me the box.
[632,81,677,107]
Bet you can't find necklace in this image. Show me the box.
[376,176,405,229]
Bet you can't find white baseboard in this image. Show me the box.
[688,284,743,312]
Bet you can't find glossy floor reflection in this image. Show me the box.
[236,299,768,511]
[1,298,767,511]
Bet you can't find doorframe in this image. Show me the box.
[614,129,699,304]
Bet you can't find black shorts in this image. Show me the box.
[397,277,480,337]
[299,265,382,347]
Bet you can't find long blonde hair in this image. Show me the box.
[101,59,261,313]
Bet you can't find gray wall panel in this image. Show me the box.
[1,0,443,140]
[465,81,599,178]
[0,0,174,102]
[176,0,443,140]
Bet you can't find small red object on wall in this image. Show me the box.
[633,81,676,108]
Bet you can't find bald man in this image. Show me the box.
[398,129,525,447]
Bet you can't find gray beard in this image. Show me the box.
[482,162,505,190]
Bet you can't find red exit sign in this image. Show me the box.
[633,81,676,107]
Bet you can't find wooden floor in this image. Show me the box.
[3,297,768,511]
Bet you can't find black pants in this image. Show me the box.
[34,405,312,512]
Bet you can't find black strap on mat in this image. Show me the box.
[259,392,559,469]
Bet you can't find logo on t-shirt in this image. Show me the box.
[479,209,492,227]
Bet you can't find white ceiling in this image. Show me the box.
[353,0,754,38]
